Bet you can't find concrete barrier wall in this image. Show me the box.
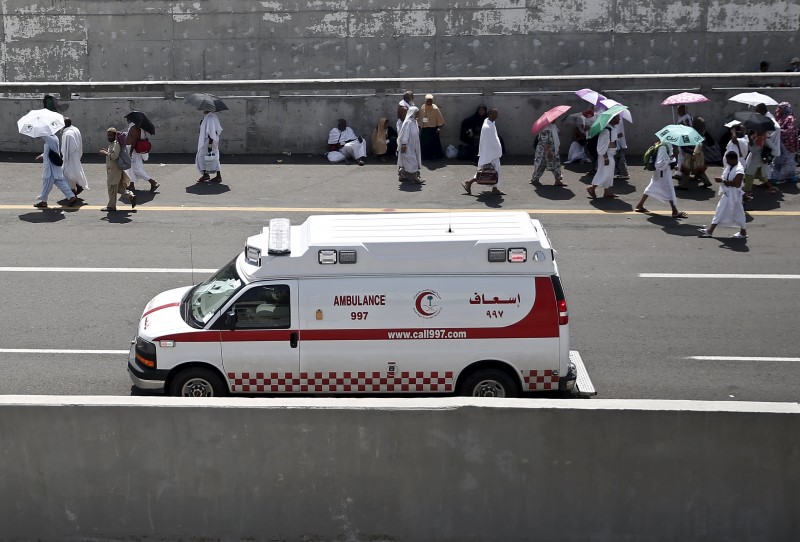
[0,396,797,542]
[1,1,798,81]
[1,79,799,156]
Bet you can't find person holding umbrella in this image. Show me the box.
[530,105,569,187]
[634,138,688,218]
[124,111,159,193]
[17,107,78,209]
[586,106,624,199]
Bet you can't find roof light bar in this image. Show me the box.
[267,218,291,255]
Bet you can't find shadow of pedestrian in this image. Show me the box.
[717,238,750,252]
[675,187,716,201]
[744,190,784,211]
[424,159,447,171]
[185,182,230,195]
[398,181,425,192]
[532,182,575,200]
[587,198,633,212]
[645,215,704,237]
[101,210,135,224]
[18,210,66,223]
[128,191,157,205]
[610,178,637,195]
[475,192,504,208]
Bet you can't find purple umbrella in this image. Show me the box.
[575,88,607,106]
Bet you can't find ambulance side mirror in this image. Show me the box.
[224,309,237,331]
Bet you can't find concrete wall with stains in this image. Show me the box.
[1,0,799,82]
[0,396,798,541]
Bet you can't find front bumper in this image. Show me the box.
[128,341,167,391]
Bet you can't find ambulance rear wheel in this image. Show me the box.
[170,367,227,397]
[459,369,518,398]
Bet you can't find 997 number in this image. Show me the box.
[351,311,369,320]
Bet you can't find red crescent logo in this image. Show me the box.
[414,290,441,318]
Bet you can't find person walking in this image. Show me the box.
[60,117,88,197]
[33,133,78,209]
[676,117,713,190]
[397,106,422,183]
[196,110,223,183]
[587,114,620,199]
[770,102,798,184]
[99,127,136,212]
[699,151,747,239]
[418,94,446,160]
[126,121,159,193]
[724,120,749,167]
[530,123,566,187]
[634,141,688,218]
[462,107,504,196]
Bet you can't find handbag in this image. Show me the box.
[134,138,151,154]
[475,164,498,185]
[204,153,221,172]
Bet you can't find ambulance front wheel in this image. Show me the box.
[170,367,227,397]
[459,369,519,398]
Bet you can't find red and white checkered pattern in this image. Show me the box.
[523,370,560,391]
[228,371,454,393]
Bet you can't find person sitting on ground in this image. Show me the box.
[458,104,487,161]
[371,118,397,162]
[565,108,594,164]
[326,119,366,165]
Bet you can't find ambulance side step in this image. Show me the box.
[570,350,597,397]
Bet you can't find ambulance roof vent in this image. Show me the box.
[267,218,291,255]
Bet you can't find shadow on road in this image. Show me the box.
[646,215,703,237]
[531,182,575,200]
[18,209,66,223]
[185,182,230,195]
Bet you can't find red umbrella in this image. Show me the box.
[531,105,571,134]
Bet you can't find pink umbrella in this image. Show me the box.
[575,88,606,106]
[661,92,710,106]
[531,105,571,134]
[598,98,633,123]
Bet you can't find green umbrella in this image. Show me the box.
[588,105,628,138]
[655,124,704,147]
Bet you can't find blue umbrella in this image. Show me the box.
[655,124,704,146]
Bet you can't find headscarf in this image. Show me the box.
[460,104,487,143]
[775,102,797,152]
[398,106,420,145]
[371,118,388,155]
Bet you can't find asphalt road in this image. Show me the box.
[1,151,798,401]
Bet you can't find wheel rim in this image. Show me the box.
[472,379,506,398]
[181,378,215,397]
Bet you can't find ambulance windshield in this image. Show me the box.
[188,257,243,326]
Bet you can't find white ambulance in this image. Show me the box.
[128,211,594,398]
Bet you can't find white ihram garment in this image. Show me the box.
[591,127,615,189]
[397,107,422,174]
[127,122,152,183]
[327,126,366,162]
[477,118,503,188]
[61,126,88,191]
[712,163,746,229]
[195,113,223,174]
[643,145,676,203]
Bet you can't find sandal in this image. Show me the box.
[634,207,649,213]
[149,182,160,193]
[554,181,568,187]
[672,211,689,218]
[586,186,597,199]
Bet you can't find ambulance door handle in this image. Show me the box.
[290,332,298,348]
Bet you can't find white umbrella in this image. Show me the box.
[17,108,65,138]
[598,98,633,123]
[729,92,778,107]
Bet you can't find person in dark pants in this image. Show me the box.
[458,104,487,161]
[418,94,446,160]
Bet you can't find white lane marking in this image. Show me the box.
[688,356,800,362]
[0,349,128,355]
[640,273,800,279]
[0,267,217,273]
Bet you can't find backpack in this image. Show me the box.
[115,132,131,170]
[47,148,63,167]
[643,142,664,171]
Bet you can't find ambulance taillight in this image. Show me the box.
[550,275,568,325]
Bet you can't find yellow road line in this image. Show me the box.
[2,204,800,216]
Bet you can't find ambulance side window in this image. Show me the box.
[228,284,291,329]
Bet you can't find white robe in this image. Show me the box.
[712,163,746,228]
[327,126,366,162]
[127,122,152,182]
[61,126,88,190]
[477,118,503,187]
[196,113,223,174]
[643,145,676,203]
[397,107,422,174]
[591,127,615,189]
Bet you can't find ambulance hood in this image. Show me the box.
[139,286,192,339]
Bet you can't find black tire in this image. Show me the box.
[458,368,519,398]
[170,367,227,397]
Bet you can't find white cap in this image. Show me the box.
[724,120,742,128]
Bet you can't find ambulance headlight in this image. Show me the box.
[245,245,261,265]
[318,250,337,264]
